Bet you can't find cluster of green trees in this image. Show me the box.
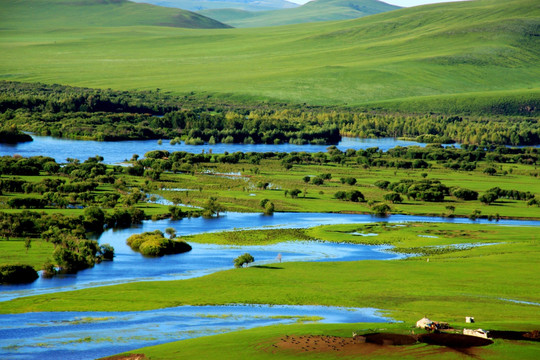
[2,81,538,146]
[259,199,275,215]
[0,155,56,176]
[0,124,33,144]
[479,187,535,205]
[341,114,539,146]
[334,190,365,202]
[126,230,192,257]
[375,179,450,202]
[46,228,114,274]
[162,110,341,145]
[136,146,537,183]
[0,264,38,284]
[374,179,536,206]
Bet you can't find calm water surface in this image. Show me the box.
[1,212,538,302]
[0,136,441,163]
[1,212,538,359]
[0,304,386,360]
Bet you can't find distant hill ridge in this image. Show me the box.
[130,0,299,12]
[198,0,401,28]
[1,0,231,29]
[0,0,538,112]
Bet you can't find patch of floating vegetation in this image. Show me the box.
[270,315,324,323]
[396,242,499,256]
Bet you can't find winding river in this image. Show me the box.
[2,212,539,303]
[0,305,385,360]
[1,137,538,359]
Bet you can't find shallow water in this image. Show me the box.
[0,304,386,360]
[1,212,538,302]
[0,240,400,302]
[0,136,439,164]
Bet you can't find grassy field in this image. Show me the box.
[3,223,538,321]
[2,216,539,358]
[198,0,400,28]
[112,322,540,360]
[3,223,539,359]
[1,0,538,111]
[154,157,540,219]
[0,237,54,269]
[0,0,229,29]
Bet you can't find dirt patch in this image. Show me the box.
[274,335,361,354]
[99,354,147,360]
[360,332,418,345]
[418,333,493,348]
[489,330,540,342]
[271,334,486,358]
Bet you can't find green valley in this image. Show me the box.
[1,0,540,359]
[198,0,400,28]
[0,0,538,112]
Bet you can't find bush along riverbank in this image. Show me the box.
[127,230,192,257]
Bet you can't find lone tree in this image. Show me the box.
[24,237,31,253]
[203,197,225,218]
[165,227,176,239]
[234,253,254,268]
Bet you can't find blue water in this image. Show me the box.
[0,135,442,164]
[1,212,538,302]
[1,212,538,359]
[0,304,386,360]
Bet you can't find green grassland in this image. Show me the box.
[3,223,539,326]
[0,237,54,269]
[198,0,400,28]
[7,223,540,359]
[0,0,229,29]
[1,0,538,112]
[154,156,540,219]
[112,322,540,360]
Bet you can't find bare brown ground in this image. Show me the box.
[99,354,147,360]
[490,330,540,342]
[269,334,487,358]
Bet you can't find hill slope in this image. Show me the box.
[199,0,401,28]
[130,0,299,12]
[0,0,231,29]
[0,0,538,112]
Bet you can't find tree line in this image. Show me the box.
[1,81,538,146]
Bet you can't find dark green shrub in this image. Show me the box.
[452,188,479,201]
[0,264,38,284]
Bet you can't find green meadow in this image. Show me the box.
[3,223,539,359]
[198,0,400,28]
[115,322,540,360]
[4,223,539,323]
[154,157,540,219]
[1,0,539,111]
[1,0,540,358]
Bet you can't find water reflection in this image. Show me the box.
[0,136,439,164]
[0,305,386,360]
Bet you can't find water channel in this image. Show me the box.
[0,305,385,360]
[0,135,446,164]
[2,212,539,302]
[1,136,538,359]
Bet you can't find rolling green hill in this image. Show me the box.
[198,0,401,28]
[0,0,539,112]
[130,0,299,12]
[0,0,230,29]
